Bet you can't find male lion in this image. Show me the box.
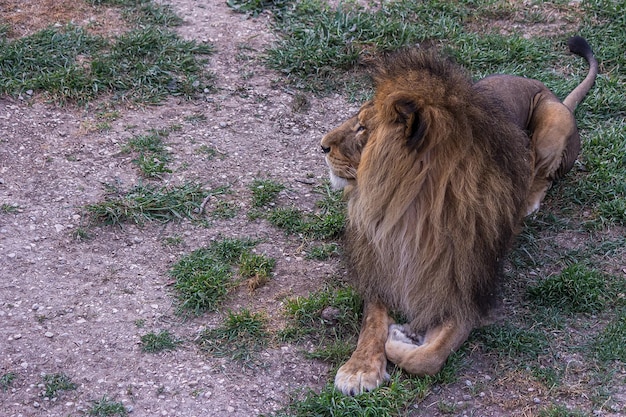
[322,36,597,216]
[322,39,597,396]
[325,47,534,396]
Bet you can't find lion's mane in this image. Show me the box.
[346,48,532,331]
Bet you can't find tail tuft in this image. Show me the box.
[568,36,593,58]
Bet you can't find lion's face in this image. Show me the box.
[320,101,373,190]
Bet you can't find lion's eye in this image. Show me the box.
[356,125,366,133]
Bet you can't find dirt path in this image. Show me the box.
[0,1,361,415]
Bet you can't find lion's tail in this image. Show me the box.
[562,36,598,112]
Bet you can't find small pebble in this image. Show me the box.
[44,332,54,338]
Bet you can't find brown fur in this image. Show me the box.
[322,37,597,215]
[475,36,597,214]
[330,48,533,395]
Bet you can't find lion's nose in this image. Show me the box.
[321,145,331,154]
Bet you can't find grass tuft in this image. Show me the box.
[0,3,213,104]
[474,323,549,362]
[266,185,346,240]
[85,183,221,225]
[88,395,128,417]
[1,372,16,391]
[42,373,77,399]
[197,309,269,365]
[593,312,626,363]
[280,284,361,354]
[124,129,172,177]
[273,371,431,417]
[170,238,259,314]
[526,264,613,314]
[250,178,285,208]
[140,330,182,353]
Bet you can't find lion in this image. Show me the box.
[322,37,597,394]
[319,39,596,397]
[324,47,533,396]
[322,36,597,217]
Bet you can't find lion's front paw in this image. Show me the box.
[334,356,389,396]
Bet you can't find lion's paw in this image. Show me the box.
[388,324,424,346]
[334,358,389,396]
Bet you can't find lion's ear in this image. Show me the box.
[388,93,427,149]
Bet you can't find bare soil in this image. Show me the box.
[0,1,357,415]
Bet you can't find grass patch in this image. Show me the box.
[197,309,269,365]
[538,404,587,417]
[210,200,239,219]
[85,183,223,225]
[266,185,346,240]
[250,178,285,208]
[42,373,77,399]
[140,330,182,353]
[1,372,16,391]
[473,322,549,362]
[266,0,468,91]
[239,252,276,291]
[1,204,20,214]
[88,0,183,28]
[593,313,626,363]
[170,238,259,315]
[226,0,290,17]
[0,2,213,104]
[272,371,432,417]
[305,243,340,260]
[526,264,615,315]
[124,129,171,178]
[88,395,128,417]
[280,285,362,356]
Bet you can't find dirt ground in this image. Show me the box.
[0,1,358,415]
[1,1,624,417]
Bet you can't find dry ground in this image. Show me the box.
[1,1,357,415]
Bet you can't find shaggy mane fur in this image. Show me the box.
[346,48,532,331]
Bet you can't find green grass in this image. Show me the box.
[593,312,626,363]
[250,178,286,208]
[280,285,362,351]
[169,238,259,315]
[42,373,77,399]
[197,309,269,365]
[238,252,276,279]
[88,395,128,417]
[473,323,549,362]
[305,243,340,260]
[226,0,291,18]
[526,264,615,315]
[0,1,213,104]
[85,183,223,225]
[124,129,171,177]
[266,185,346,240]
[1,204,20,214]
[140,330,182,353]
[538,404,587,417]
[210,200,239,219]
[272,370,433,417]
[0,372,16,391]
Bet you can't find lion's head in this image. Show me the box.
[337,48,533,331]
[320,101,374,192]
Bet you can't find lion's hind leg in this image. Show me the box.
[334,299,392,395]
[385,320,472,376]
[527,101,580,215]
